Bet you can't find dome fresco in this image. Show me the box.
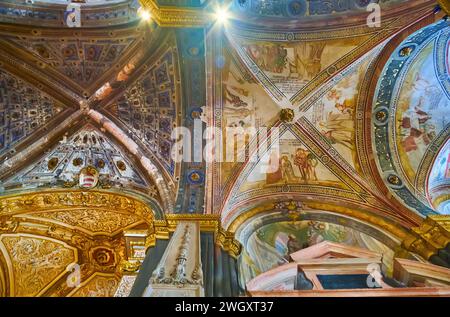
[0,0,449,299]
[395,38,450,185]
[427,139,450,214]
[373,20,450,216]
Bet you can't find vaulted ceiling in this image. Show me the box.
[0,0,448,259]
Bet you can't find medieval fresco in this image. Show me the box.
[239,220,394,287]
[240,38,360,98]
[222,54,279,130]
[219,51,280,184]
[239,130,342,193]
[303,55,373,169]
[396,41,450,183]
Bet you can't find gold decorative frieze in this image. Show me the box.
[139,0,210,27]
[152,214,242,258]
[0,190,155,223]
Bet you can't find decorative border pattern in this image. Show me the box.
[372,20,449,217]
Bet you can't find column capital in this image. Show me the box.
[403,216,450,262]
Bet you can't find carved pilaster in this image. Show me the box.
[143,222,204,297]
[139,0,209,27]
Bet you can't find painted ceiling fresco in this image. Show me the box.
[0,0,448,297]
[234,36,363,100]
[217,43,395,226]
[238,219,395,287]
[373,20,450,217]
[210,1,441,225]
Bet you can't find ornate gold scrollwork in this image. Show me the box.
[139,0,209,27]
[402,216,450,260]
[0,190,155,223]
[216,229,242,259]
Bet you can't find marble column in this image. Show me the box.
[142,221,204,297]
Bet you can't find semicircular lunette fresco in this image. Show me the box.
[238,219,395,288]
[427,139,450,214]
[372,20,450,217]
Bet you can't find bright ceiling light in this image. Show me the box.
[215,7,230,24]
[138,7,151,22]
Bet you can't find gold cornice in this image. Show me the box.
[150,214,241,258]
[139,0,210,27]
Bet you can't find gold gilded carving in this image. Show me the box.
[0,234,77,297]
[153,214,242,258]
[217,229,242,259]
[120,260,142,273]
[403,216,450,260]
[28,209,142,235]
[279,108,295,123]
[139,0,209,27]
[68,273,119,297]
[90,247,117,268]
[0,216,18,233]
[0,190,155,223]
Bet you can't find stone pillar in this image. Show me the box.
[142,222,204,297]
[403,216,450,268]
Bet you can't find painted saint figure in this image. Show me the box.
[292,148,318,182]
[319,112,354,150]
